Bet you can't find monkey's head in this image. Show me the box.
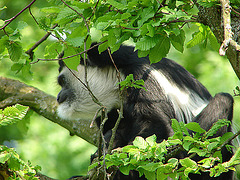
[56,60,121,121]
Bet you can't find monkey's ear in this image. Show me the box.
[58,51,65,72]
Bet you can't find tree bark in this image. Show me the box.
[194,1,240,79]
[0,77,99,146]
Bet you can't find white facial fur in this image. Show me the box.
[57,65,123,121]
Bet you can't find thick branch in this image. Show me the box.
[0,76,98,146]
[193,1,240,79]
[219,0,240,56]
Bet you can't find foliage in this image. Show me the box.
[117,74,146,91]
[0,0,240,179]
[0,145,41,180]
[0,104,40,180]
[90,119,239,179]
[0,0,226,73]
[0,104,29,126]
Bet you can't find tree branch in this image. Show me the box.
[25,24,58,60]
[0,76,99,146]
[193,0,240,79]
[0,0,37,31]
[219,0,240,56]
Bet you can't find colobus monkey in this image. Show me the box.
[57,43,234,180]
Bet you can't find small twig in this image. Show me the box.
[106,48,124,154]
[61,60,104,107]
[219,129,240,150]
[119,26,139,30]
[107,108,123,154]
[231,7,240,16]
[28,6,39,25]
[34,41,107,63]
[107,48,122,82]
[0,0,37,30]
[165,19,196,25]
[88,0,100,21]
[90,108,104,128]
[26,24,58,60]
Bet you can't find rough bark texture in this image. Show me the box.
[194,1,240,79]
[0,77,99,146]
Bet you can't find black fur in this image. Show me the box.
[57,44,234,180]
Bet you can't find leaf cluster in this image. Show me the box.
[117,74,146,91]
[0,104,29,127]
[89,119,239,180]
[0,105,40,179]
[0,145,41,180]
[0,0,221,75]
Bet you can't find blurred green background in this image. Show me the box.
[0,0,239,179]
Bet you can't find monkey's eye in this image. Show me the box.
[58,74,66,87]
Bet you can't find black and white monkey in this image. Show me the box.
[57,43,234,180]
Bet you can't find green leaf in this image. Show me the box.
[183,141,192,151]
[21,62,32,79]
[66,26,87,47]
[0,6,7,11]
[11,63,23,72]
[119,165,131,175]
[143,170,156,180]
[44,42,63,59]
[108,29,117,48]
[207,142,219,151]
[157,167,169,180]
[0,153,11,163]
[205,119,231,138]
[187,30,205,48]
[107,0,127,10]
[6,41,23,62]
[180,158,197,168]
[16,21,28,31]
[88,162,99,171]
[54,7,78,25]
[40,6,61,14]
[169,29,185,53]
[8,155,21,171]
[138,6,155,26]
[189,147,207,156]
[219,132,234,146]
[135,35,160,51]
[138,50,149,58]
[171,119,181,133]
[149,35,170,63]
[63,47,80,71]
[133,136,148,150]
[72,2,93,9]
[0,19,4,26]
[98,39,109,54]
[0,35,8,54]
[0,104,29,126]
[146,135,157,146]
[185,122,206,134]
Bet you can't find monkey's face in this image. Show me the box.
[57,63,122,121]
